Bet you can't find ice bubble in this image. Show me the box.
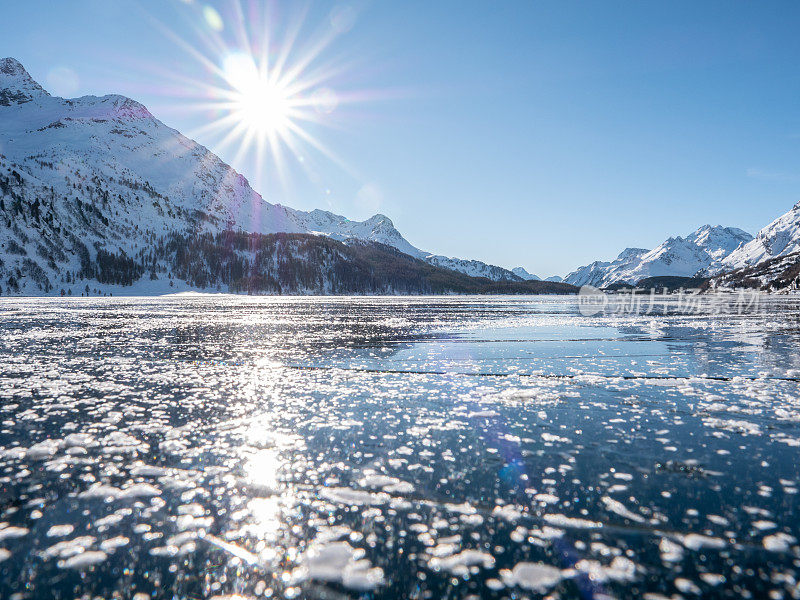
[99,536,130,552]
[0,526,29,541]
[681,534,726,551]
[601,496,645,523]
[46,524,75,538]
[26,440,61,460]
[763,532,796,552]
[542,514,601,529]
[58,550,107,569]
[429,549,495,575]
[295,541,385,590]
[501,562,562,592]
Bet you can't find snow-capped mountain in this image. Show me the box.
[511,267,541,281]
[303,211,425,258]
[511,267,565,283]
[564,225,752,288]
[564,247,649,287]
[0,57,526,294]
[716,202,800,273]
[0,57,418,242]
[0,56,48,105]
[424,255,521,281]
[705,202,800,291]
[687,225,753,264]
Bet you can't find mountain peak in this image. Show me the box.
[720,201,800,271]
[96,94,153,120]
[0,57,26,76]
[512,267,541,281]
[0,57,49,105]
[365,213,394,227]
[616,247,649,261]
[686,224,752,249]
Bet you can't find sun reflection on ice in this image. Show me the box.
[236,425,300,565]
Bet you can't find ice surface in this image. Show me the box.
[1,295,800,599]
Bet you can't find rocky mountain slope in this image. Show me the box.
[565,226,753,288]
[0,57,559,295]
[716,202,800,273]
[705,202,800,291]
[709,250,800,291]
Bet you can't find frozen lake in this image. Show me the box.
[1,294,799,599]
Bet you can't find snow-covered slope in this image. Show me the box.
[710,250,800,291]
[544,275,563,283]
[303,210,425,258]
[512,267,541,281]
[687,225,753,264]
[564,225,752,288]
[424,255,521,282]
[564,247,648,287]
[629,225,752,281]
[717,202,800,273]
[0,57,526,291]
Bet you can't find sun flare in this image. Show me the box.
[149,0,379,192]
[222,53,293,136]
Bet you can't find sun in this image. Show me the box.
[222,53,293,137]
[148,0,378,192]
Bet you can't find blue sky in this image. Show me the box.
[2,1,800,276]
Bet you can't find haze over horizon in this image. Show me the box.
[2,1,800,276]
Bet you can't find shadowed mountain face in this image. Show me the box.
[0,58,538,295]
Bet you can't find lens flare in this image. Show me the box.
[143,0,395,196]
[222,52,292,136]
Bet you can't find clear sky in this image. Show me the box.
[2,1,800,277]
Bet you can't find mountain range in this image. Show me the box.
[564,225,754,288]
[563,205,800,292]
[717,202,800,273]
[511,267,563,283]
[0,57,569,296]
[3,55,800,295]
[708,202,800,291]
